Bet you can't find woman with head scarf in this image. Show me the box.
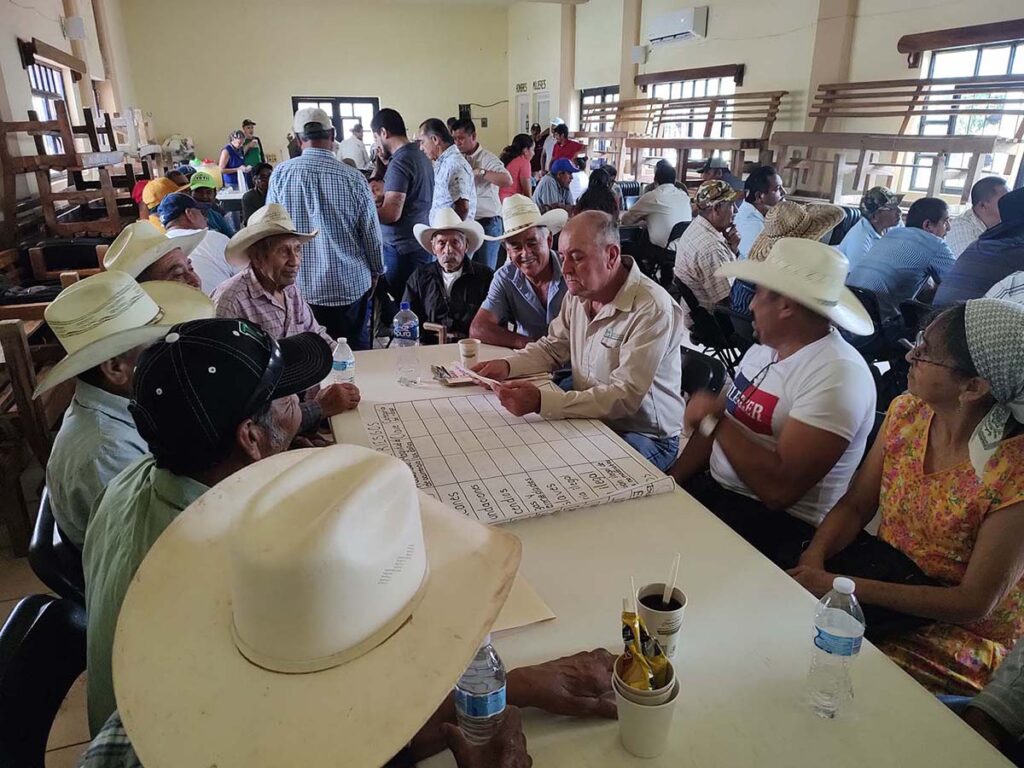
[790,299,1024,695]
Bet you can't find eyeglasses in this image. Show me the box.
[903,331,969,373]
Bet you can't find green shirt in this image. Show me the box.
[242,136,264,167]
[83,455,208,736]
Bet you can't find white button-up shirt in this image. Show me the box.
[621,183,692,248]
[504,258,685,439]
[946,207,987,258]
[734,200,766,259]
[337,135,371,170]
[464,144,507,220]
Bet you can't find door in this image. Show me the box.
[534,92,551,129]
[516,93,530,133]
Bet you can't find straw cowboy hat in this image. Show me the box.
[717,238,874,335]
[485,194,568,241]
[113,445,521,768]
[747,201,844,263]
[413,207,484,254]
[103,220,204,278]
[33,271,214,396]
[225,203,319,267]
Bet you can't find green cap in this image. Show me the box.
[189,170,219,191]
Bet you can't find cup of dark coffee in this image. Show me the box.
[636,583,687,660]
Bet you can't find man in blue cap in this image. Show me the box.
[158,192,237,295]
[533,158,575,215]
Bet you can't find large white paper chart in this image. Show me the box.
[363,393,675,525]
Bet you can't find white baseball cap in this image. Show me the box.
[293,107,333,135]
[551,117,565,126]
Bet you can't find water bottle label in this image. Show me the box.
[332,360,354,371]
[394,323,419,342]
[454,685,506,718]
[814,627,862,657]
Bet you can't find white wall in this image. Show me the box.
[575,0,622,91]
[507,2,562,135]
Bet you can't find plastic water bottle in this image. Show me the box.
[454,635,507,745]
[393,301,420,386]
[329,337,356,384]
[805,576,866,718]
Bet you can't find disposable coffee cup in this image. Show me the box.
[458,338,480,366]
[615,676,680,758]
[636,583,687,660]
[613,655,675,706]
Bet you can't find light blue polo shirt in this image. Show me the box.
[836,216,882,271]
[481,253,568,340]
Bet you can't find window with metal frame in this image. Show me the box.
[292,96,381,157]
[580,86,620,153]
[909,41,1024,194]
[647,76,736,169]
[28,61,67,155]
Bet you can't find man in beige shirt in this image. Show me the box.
[473,211,685,471]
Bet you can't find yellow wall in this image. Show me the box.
[507,2,562,136]
[115,0,509,161]
[575,0,622,91]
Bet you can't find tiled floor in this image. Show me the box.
[1,462,90,766]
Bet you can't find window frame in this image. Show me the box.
[28,60,68,155]
[291,96,381,153]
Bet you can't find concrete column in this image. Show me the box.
[619,0,642,101]
[559,3,577,127]
[805,0,857,130]
[62,0,96,111]
[90,0,122,114]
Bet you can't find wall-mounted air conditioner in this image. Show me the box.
[648,6,708,46]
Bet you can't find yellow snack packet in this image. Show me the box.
[621,599,654,690]
[637,615,671,689]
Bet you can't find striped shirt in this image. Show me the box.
[432,144,476,221]
[946,207,987,259]
[266,148,383,306]
[672,215,736,311]
[847,226,955,322]
[985,271,1024,305]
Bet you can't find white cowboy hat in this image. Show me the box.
[413,207,484,255]
[717,238,874,336]
[33,271,215,396]
[225,203,319,267]
[485,194,568,241]
[113,445,521,768]
[103,220,204,278]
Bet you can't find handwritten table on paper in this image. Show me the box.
[363,393,674,524]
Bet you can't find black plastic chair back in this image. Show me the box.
[0,595,87,768]
[667,220,690,246]
[29,489,85,606]
[899,299,933,335]
[681,348,727,396]
[827,206,862,246]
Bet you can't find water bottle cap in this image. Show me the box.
[833,576,855,595]
[400,301,410,310]
[337,337,347,344]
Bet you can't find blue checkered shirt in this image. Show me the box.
[77,711,141,768]
[267,148,384,306]
[432,144,476,221]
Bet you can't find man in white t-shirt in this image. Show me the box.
[670,239,877,564]
[157,193,236,295]
[336,124,371,170]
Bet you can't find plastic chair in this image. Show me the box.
[673,279,742,375]
[681,348,727,396]
[0,595,87,768]
[28,489,85,606]
[899,299,932,335]
[826,206,862,247]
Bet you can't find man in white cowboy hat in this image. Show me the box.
[474,211,686,472]
[39,272,214,550]
[83,318,334,735]
[405,208,492,344]
[469,194,569,350]
[103,220,204,291]
[82,443,616,767]
[158,192,236,295]
[213,203,361,424]
[670,238,877,564]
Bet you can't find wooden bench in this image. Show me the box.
[581,91,786,180]
[772,74,1024,203]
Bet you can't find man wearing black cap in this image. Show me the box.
[82,318,332,736]
[159,192,236,295]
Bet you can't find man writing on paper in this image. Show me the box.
[473,211,686,471]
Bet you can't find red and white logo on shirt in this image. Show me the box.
[725,372,779,435]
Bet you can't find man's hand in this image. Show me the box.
[472,359,511,381]
[511,649,617,720]
[315,383,361,417]
[443,706,532,768]
[786,565,837,599]
[683,390,727,434]
[494,380,541,417]
[724,225,740,254]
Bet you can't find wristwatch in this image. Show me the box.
[698,414,721,438]
[475,168,486,177]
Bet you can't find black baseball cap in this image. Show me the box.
[129,318,331,458]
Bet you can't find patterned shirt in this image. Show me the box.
[266,148,383,306]
[946,207,987,259]
[211,266,334,348]
[671,214,735,310]
[77,711,141,768]
[432,143,476,221]
[985,270,1024,304]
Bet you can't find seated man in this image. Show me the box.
[946,176,1008,258]
[672,180,740,311]
[103,220,203,290]
[406,208,492,344]
[734,165,785,259]
[84,318,333,735]
[470,195,569,349]
[671,239,877,563]
[213,204,359,425]
[621,159,692,248]
[848,196,954,323]
[533,158,575,215]
[836,186,903,269]
[158,192,237,294]
[935,188,1024,306]
[698,157,743,192]
[473,211,685,472]
[188,170,235,237]
[140,177,186,233]
[38,271,213,549]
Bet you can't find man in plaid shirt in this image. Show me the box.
[267,107,383,349]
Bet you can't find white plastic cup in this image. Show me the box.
[636,583,687,660]
[615,676,681,758]
[613,655,675,705]
[458,338,481,367]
